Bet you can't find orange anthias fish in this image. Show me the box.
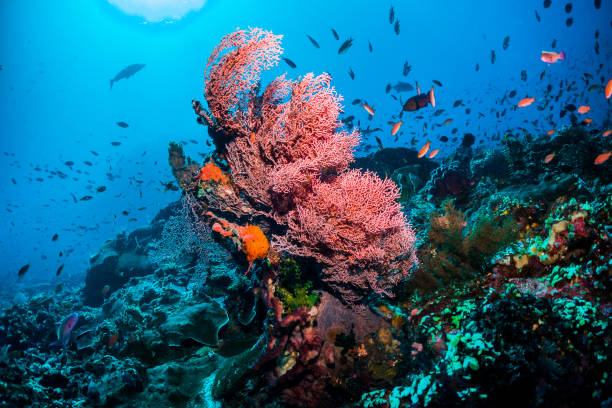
[403,82,436,111]
[518,97,535,107]
[606,78,612,99]
[603,130,611,137]
[577,105,590,114]
[547,129,555,136]
[418,141,430,158]
[442,118,452,126]
[581,118,592,125]
[391,121,403,136]
[540,50,565,64]
[428,149,440,158]
[544,153,555,163]
[361,104,375,115]
[594,151,610,165]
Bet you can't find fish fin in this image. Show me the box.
[110,79,113,89]
[416,81,420,95]
[559,51,565,61]
[430,86,436,108]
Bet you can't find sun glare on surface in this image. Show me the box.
[107,0,207,22]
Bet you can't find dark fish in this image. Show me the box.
[432,80,443,87]
[116,121,129,128]
[83,161,93,166]
[552,38,557,48]
[403,62,411,76]
[110,63,145,89]
[475,63,479,71]
[394,20,400,35]
[128,218,137,222]
[385,84,391,93]
[111,142,121,146]
[331,29,339,40]
[462,133,475,147]
[453,99,463,107]
[65,161,74,167]
[375,136,384,151]
[11,177,16,184]
[595,29,599,39]
[18,264,30,277]
[368,41,373,53]
[502,36,510,50]
[543,0,551,7]
[347,67,355,80]
[392,81,414,92]
[389,6,394,23]
[96,186,106,193]
[281,58,296,68]
[566,17,573,26]
[122,210,129,216]
[594,41,599,54]
[440,136,449,142]
[90,150,99,156]
[535,10,541,22]
[490,50,496,64]
[521,70,527,81]
[403,85,435,112]
[56,264,64,276]
[52,233,58,241]
[595,0,601,8]
[564,3,572,13]
[306,35,320,48]
[565,104,577,111]
[509,90,517,98]
[137,206,147,211]
[50,313,79,348]
[80,195,93,201]
[338,38,353,54]
[351,99,361,105]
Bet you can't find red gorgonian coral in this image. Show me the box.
[193,27,417,302]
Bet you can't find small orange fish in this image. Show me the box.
[518,97,535,107]
[544,153,555,163]
[546,129,555,136]
[603,130,611,137]
[606,78,612,99]
[428,149,440,158]
[418,141,430,158]
[361,104,375,115]
[441,118,452,126]
[594,151,610,165]
[108,333,119,347]
[540,50,565,64]
[577,105,590,114]
[250,132,256,142]
[581,118,592,125]
[391,121,403,136]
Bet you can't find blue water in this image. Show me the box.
[0,0,609,292]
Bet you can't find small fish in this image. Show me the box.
[566,17,573,27]
[521,70,527,81]
[594,151,610,165]
[56,264,64,276]
[391,121,403,136]
[306,35,320,48]
[541,50,565,64]
[52,233,59,241]
[518,97,535,107]
[428,149,440,158]
[361,104,375,115]
[368,41,373,53]
[389,6,394,24]
[535,10,541,22]
[564,104,577,112]
[116,121,129,128]
[348,67,355,80]
[392,81,414,92]
[581,118,592,125]
[544,0,551,8]
[110,63,145,89]
[351,99,361,105]
[375,136,384,151]
[440,136,449,142]
[282,58,296,68]
[551,39,557,48]
[595,0,601,8]
[441,118,452,126]
[502,36,510,50]
[403,62,411,76]
[80,195,93,201]
[338,38,353,54]
[417,141,431,158]
[577,105,590,114]
[475,63,480,71]
[90,150,99,156]
[490,50,496,64]
[83,160,93,166]
[111,141,121,146]
[331,29,339,40]
[50,313,79,348]
[394,20,400,35]
[96,186,107,193]
[547,129,555,135]
[602,130,611,137]
[453,99,463,107]
[432,80,443,87]
[509,90,517,98]
[605,78,612,99]
[403,83,435,111]
[18,264,30,277]
[544,153,555,163]
[565,3,572,13]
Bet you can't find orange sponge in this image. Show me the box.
[239,225,270,262]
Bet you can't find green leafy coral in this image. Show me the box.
[275,258,319,313]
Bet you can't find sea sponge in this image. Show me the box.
[198,161,229,184]
[239,225,270,263]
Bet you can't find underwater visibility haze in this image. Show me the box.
[0,0,611,407]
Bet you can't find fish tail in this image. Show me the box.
[110,79,113,89]
[559,51,566,61]
[429,86,436,108]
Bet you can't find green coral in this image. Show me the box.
[276,258,319,313]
